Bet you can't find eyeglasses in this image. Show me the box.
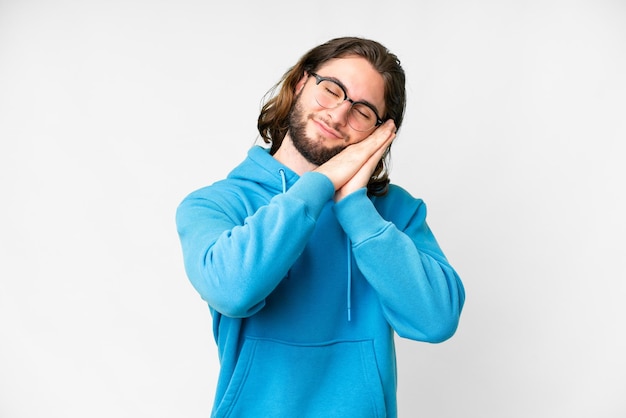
[309,72,384,132]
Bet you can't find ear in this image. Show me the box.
[294,72,309,94]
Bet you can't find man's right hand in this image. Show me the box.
[314,119,396,201]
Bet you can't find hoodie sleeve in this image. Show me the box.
[176,172,335,318]
[333,187,465,343]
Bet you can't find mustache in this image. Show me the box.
[309,115,347,140]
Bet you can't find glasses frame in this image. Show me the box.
[309,72,384,131]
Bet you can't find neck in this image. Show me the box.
[273,134,318,176]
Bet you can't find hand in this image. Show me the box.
[314,120,396,201]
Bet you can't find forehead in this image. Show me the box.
[315,56,386,114]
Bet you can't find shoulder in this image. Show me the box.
[176,179,257,225]
[372,184,427,227]
[179,179,243,205]
[374,184,425,210]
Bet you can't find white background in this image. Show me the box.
[1,1,625,417]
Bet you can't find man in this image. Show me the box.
[176,37,465,417]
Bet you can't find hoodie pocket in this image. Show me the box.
[214,337,386,418]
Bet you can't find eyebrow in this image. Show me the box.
[323,75,383,117]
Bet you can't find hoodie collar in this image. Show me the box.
[227,146,300,194]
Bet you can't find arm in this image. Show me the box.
[315,120,463,341]
[176,172,335,318]
[333,188,465,343]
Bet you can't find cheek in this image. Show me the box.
[347,131,372,145]
[301,92,320,111]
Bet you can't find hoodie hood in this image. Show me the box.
[227,146,300,195]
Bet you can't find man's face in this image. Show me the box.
[287,56,386,166]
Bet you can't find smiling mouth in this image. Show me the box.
[313,118,343,140]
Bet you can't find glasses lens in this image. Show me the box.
[349,103,377,131]
[314,77,378,132]
[315,79,344,108]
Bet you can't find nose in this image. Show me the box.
[326,100,352,127]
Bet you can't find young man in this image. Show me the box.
[176,37,465,417]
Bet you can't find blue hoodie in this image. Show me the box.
[176,146,465,417]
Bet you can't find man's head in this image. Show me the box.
[258,37,406,196]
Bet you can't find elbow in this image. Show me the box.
[425,275,465,343]
[210,292,266,318]
[422,314,461,343]
[193,278,266,318]
[399,314,460,344]
[396,301,464,343]
[186,253,267,318]
[424,292,465,343]
[194,281,265,318]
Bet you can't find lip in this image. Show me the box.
[313,119,343,139]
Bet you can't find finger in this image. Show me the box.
[372,127,396,160]
[345,120,395,164]
[363,119,395,146]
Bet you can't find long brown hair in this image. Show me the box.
[257,37,406,196]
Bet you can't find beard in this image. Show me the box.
[287,96,347,166]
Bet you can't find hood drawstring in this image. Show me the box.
[279,168,352,322]
[346,237,352,322]
[278,169,287,194]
